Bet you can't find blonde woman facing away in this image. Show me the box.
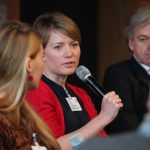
[0,21,60,150]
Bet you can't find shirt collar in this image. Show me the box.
[139,63,150,75]
[134,56,150,75]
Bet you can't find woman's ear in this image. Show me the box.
[26,57,32,73]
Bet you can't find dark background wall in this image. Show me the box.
[20,0,98,81]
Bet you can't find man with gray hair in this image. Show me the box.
[103,3,150,134]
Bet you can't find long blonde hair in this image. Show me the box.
[0,21,60,150]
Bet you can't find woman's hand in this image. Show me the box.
[98,91,123,124]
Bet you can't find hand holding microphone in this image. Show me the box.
[76,65,123,123]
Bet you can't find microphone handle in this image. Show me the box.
[85,76,107,97]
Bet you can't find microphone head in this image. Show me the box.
[76,65,91,81]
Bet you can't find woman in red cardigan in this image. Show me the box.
[27,12,123,150]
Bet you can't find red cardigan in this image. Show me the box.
[26,80,107,138]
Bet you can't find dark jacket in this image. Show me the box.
[103,57,150,134]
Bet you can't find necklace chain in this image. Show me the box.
[64,87,72,98]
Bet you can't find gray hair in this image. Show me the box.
[125,4,150,40]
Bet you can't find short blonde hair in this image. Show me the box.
[33,12,81,48]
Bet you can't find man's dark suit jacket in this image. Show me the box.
[103,57,150,134]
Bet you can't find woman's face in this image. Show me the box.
[44,30,80,77]
[28,44,45,90]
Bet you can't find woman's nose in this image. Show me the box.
[64,46,73,57]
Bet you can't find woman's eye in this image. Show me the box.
[54,45,61,50]
[72,42,79,47]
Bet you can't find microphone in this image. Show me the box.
[76,65,107,97]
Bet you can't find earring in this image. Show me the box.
[28,75,34,81]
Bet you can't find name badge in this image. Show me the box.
[66,97,82,111]
[31,146,47,150]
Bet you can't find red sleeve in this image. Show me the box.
[26,81,65,138]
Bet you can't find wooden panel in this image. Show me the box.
[97,0,134,83]
[0,0,20,20]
